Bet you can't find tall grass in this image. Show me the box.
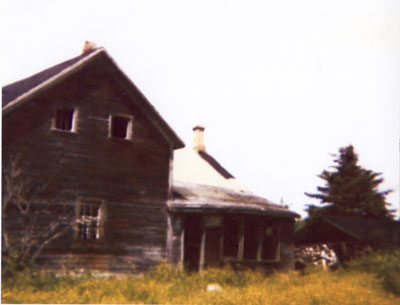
[348,248,400,296]
[3,255,400,304]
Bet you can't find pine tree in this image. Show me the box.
[305,145,393,219]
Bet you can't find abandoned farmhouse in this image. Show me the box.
[2,43,299,274]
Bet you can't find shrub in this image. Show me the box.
[349,248,400,295]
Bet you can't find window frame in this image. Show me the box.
[52,107,78,132]
[75,200,104,242]
[108,114,134,140]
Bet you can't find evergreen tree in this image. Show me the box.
[305,145,393,219]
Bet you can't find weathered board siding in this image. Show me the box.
[3,57,173,273]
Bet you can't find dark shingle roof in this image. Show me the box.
[321,215,400,242]
[198,151,235,179]
[295,215,400,245]
[2,48,97,107]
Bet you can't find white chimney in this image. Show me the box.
[193,125,206,152]
[82,41,97,53]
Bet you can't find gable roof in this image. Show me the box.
[2,47,185,149]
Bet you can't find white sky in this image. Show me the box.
[1,0,399,218]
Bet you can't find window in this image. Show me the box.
[76,203,102,240]
[54,108,76,131]
[109,115,133,139]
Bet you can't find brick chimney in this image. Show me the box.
[82,41,97,53]
[193,125,206,152]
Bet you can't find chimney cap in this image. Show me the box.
[192,125,206,152]
[193,125,205,131]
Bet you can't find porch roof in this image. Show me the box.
[168,182,299,218]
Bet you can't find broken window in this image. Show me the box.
[223,217,241,258]
[77,203,102,240]
[55,108,75,131]
[110,115,133,139]
[262,221,279,260]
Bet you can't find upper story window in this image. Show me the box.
[109,115,133,140]
[54,107,77,132]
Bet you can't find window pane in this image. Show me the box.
[91,206,99,217]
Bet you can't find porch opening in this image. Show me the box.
[183,216,202,271]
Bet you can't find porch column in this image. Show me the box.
[199,229,206,271]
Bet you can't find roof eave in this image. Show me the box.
[168,202,300,218]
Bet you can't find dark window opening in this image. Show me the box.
[262,222,278,260]
[184,216,202,271]
[243,219,258,260]
[77,204,100,240]
[55,108,74,131]
[110,116,131,139]
[223,218,240,257]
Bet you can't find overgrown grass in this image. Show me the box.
[348,248,400,296]
[3,254,400,304]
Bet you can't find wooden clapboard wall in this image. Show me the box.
[3,55,174,273]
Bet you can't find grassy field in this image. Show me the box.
[2,250,400,304]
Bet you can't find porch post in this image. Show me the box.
[199,229,206,271]
[238,219,244,260]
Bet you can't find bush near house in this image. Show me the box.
[348,248,400,296]
[2,251,400,305]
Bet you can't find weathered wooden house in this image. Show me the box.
[2,43,299,274]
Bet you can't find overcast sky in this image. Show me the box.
[1,0,399,218]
